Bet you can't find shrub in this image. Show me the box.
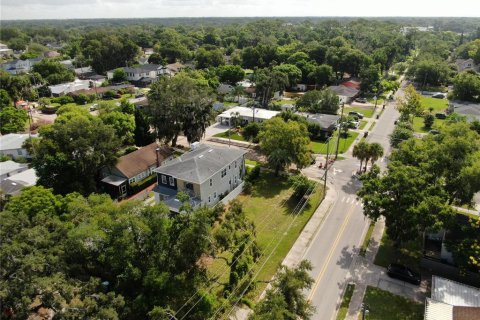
[103,90,116,100]
[129,174,157,194]
[424,113,435,129]
[246,165,261,182]
[73,94,89,105]
[243,181,253,194]
[52,95,74,105]
[288,175,315,199]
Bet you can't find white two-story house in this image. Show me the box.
[153,144,247,212]
[107,64,169,86]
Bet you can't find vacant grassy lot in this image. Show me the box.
[208,172,324,299]
[374,229,422,271]
[344,106,375,118]
[420,96,448,112]
[336,283,355,320]
[412,116,445,133]
[310,132,359,154]
[213,130,246,141]
[362,286,424,320]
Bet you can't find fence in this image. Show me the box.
[420,257,480,287]
[221,181,245,205]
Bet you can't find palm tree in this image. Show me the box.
[367,142,384,170]
[231,85,245,103]
[352,141,369,173]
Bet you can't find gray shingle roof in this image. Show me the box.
[154,144,246,184]
[0,134,36,151]
[298,112,340,131]
[328,85,360,98]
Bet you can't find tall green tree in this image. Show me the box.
[147,73,214,146]
[258,117,311,175]
[32,59,75,85]
[217,65,245,85]
[0,89,13,109]
[308,64,334,88]
[254,68,289,107]
[396,85,423,122]
[250,260,315,320]
[99,110,135,145]
[134,108,155,146]
[296,89,340,114]
[352,141,369,173]
[0,106,28,134]
[452,71,480,102]
[31,110,121,195]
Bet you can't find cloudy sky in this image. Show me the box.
[2,0,480,20]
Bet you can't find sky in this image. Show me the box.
[2,0,480,20]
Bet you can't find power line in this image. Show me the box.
[173,177,308,319]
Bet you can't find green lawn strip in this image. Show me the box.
[420,96,448,112]
[274,99,296,105]
[368,122,376,131]
[310,132,359,155]
[213,130,246,141]
[359,120,368,130]
[336,283,355,320]
[245,159,258,166]
[362,286,424,320]
[374,229,422,271]
[359,222,375,257]
[344,106,375,118]
[207,172,324,300]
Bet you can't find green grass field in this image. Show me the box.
[362,286,424,320]
[245,159,258,166]
[310,132,359,154]
[336,283,355,320]
[343,106,375,118]
[213,130,246,141]
[374,229,422,271]
[412,116,444,133]
[208,172,324,299]
[420,96,448,112]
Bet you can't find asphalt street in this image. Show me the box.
[303,93,401,319]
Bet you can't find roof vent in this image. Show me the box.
[208,149,213,152]
[198,155,204,158]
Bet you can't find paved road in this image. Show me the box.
[302,94,401,319]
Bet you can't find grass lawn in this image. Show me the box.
[222,101,238,107]
[362,286,424,320]
[344,106,375,118]
[213,130,246,141]
[374,229,422,271]
[310,132,359,155]
[359,120,368,130]
[336,283,355,320]
[359,222,375,257]
[274,99,296,105]
[412,116,444,133]
[208,172,324,299]
[245,159,258,166]
[368,122,376,131]
[420,96,448,112]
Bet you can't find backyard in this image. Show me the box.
[412,97,449,132]
[213,130,246,141]
[310,131,359,154]
[208,171,324,299]
[362,286,424,320]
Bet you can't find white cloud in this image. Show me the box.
[2,0,479,20]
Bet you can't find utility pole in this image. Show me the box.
[334,102,345,159]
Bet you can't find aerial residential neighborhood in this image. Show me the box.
[0,3,479,320]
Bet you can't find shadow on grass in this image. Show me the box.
[250,172,290,199]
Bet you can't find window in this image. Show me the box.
[228,165,231,169]
[129,178,136,184]
[121,184,127,195]
[235,161,237,168]
[208,196,211,203]
[169,176,174,186]
[221,168,227,177]
[214,192,217,198]
[17,149,22,155]
[209,179,212,186]
[161,175,167,184]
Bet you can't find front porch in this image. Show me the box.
[153,184,202,213]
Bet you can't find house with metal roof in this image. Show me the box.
[101,143,172,199]
[153,144,247,212]
[0,160,28,182]
[0,133,37,160]
[425,276,480,320]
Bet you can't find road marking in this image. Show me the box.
[346,197,351,204]
[307,202,357,301]
[341,196,345,202]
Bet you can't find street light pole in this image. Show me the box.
[335,102,345,159]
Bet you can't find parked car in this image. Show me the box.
[387,263,421,285]
[435,112,447,119]
[348,111,364,119]
[355,98,368,103]
[348,120,360,129]
[432,93,446,99]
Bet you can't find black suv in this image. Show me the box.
[386,263,421,285]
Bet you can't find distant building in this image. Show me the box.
[217,83,234,95]
[106,64,170,87]
[0,134,36,160]
[298,112,341,138]
[217,106,280,126]
[101,143,172,199]
[0,43,13,57]
[448,102,480,121]
[153,144,246,212]
[328,85,360,104]
[0,168,38,198]
[44,51,61,58]
[48,79,91,96]
[0,160,28,182]
[455,58,478,73]
[0,58,41,75]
